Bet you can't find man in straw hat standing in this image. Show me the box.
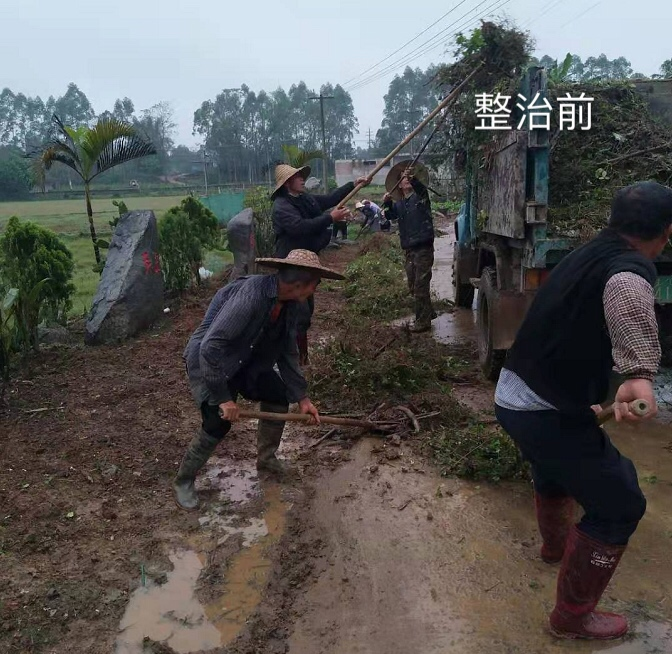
[271,163,371,363]
[173,249,345,510]
[382,161,436,333]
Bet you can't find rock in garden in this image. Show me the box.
[85,211,164,345]
[227,208,257,280]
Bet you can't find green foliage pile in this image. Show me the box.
[429,423,528,482]
[547,82,672,236]
[432,22,533,174]
[158,197,221,291]
[0,217,75,378]
[343,239,411,320]
[243,186,275,258]
[308,238,528,482]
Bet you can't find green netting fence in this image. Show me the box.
[199,192,245,226]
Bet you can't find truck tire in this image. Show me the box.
[452,243,475,308]
[656,304,672,367]
[477,267,507,381]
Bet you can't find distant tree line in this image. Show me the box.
[193,82,358,185]
[531,53,672,82]
[0,83,184,197]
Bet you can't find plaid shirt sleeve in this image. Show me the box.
[603,271,661,380]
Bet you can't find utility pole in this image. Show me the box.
[192,147,209,195]
[367,128,372,151]
[310,93,334,191]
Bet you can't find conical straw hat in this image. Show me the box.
[255,249,345,280]
[271,164,311,199]
[385,160,429,201]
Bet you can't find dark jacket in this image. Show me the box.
[272,183,355,257]
[505,229,657,415]
[383,178,434,250]
[183,275,307,406]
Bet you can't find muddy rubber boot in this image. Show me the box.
[297,332,309,366]
[256,402,289,477]
[535,492,577,564]
[173,430,220,510]
[410,297,433,333]
[549,527,628,640]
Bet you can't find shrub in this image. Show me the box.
[0,288,19,383]
[0,217,75,348]
[158,197,222,291]
[243,186,275,258]
[158,210,200,291]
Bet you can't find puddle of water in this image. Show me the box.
[115,481,289,653]
[432,233,455,302]
[115,549,220,654]
[201,459,260,504]
[205,484,288,643]
[592,620,672,653]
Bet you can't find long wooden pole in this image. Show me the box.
[338,63,483,208]
[238,409,397,431]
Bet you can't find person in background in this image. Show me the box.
[495,181,672,640]
[382,161,435,333]
[271,164,371,363]
[356,199,384,233]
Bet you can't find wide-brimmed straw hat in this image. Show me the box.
[385,160,429,201]
[270,164,311,200]
[256,249,345,280]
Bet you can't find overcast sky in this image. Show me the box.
[2,0,670,149]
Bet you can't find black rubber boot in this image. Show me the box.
[173,430,220,510]
[256,402,289,476]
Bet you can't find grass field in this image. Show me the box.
[0,194,232,317]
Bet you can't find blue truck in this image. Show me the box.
[452,67,672,380]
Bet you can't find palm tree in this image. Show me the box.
[33,115,157,268]
[281,144,323,168]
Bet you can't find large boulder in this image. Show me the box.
[85,210,164,345]
[227,208,257,280]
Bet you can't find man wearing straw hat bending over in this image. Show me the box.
[383,161,436,333]
[271,163,371,363]
[173,249,345,510]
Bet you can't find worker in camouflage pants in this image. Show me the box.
[404,243,434,329]
[383,161,435,332]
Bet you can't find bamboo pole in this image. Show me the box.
[338,63,483,208]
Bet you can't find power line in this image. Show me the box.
[559,1,602,29]
[346,0,497,92]
[523,0,570,28]
[342,0,473,88]
[347,0,511,92]
[346,0,511,92]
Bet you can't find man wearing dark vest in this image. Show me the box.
[495,181,672,640]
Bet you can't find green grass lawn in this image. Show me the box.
[0,195,189,235]
[0,194,232,316]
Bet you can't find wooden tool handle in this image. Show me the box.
[238,409,382,429]
[597,399,651,425]
[337,63,483,208]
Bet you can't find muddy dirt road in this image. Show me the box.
[1,232,671,654]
